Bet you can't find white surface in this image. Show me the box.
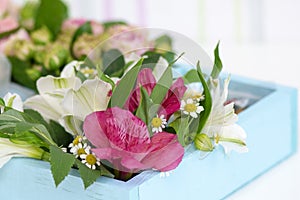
[218,44,300,200]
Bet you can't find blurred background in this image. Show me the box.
[8,0,300,199]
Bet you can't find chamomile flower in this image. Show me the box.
[80,67,97,78]
[68,136,86,152]
[151,115,167,133]
[80,152,101,170]
[180,98,204,118]
[70,142,90,158]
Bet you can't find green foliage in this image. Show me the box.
[109,58,143,108]
[70,21,92,59]
[142,51,161,70]
[210,42,223,79]
[103,49,126,77]
[170,117,190,147]
[8,57,40,90]
[76,160,101,189]
[50,145,75,187]
[183,69,200,84]
[0,27,19,40]
[196,62,212,134]
[0,98,5,107]
[102,21,127,30]
[35,0,68,37]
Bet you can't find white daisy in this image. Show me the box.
[80,152,101,170]
[70,142,89,158]
[180,98,204,118]
[68,136,86,151]
[151,115,167,133]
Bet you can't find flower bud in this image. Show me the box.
[30,26,53,45]
[73,33,102,59]
[5,39,33,61]
[20,1,38,30]
[194,133,214,152]
[44,45,68,70]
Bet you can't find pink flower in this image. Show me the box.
[0,17,18,34]
[0,29,29,53]
[62,18,103,35]
[125,68,187,119]
[105,25,154,55]
[83,107,184,173]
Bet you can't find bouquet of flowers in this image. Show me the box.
[0,29,248,189]
[0,0,171,90]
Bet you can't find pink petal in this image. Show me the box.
[160,78,187,119]
[141,132,184,171]
[0,17,18,34]
[125,68,156,112]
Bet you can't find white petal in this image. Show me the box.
[62,78,112,121]
[60,61,81,78]
[0,155,14,169]
[186,98,193,104]
[59,115,83,136]
[196,106,204,113]
[183,111,189,115]
[180,100,186,107]
[3,92,23,112]
[24,95,63,121]
[190,112,198,118]
[37,75,81,95]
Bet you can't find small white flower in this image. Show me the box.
[180,98,204,118]
[151,115,167,133]
[1,92,24,112]
[80,152,101,170]
[159,170,174,178]
[70,142,90,158]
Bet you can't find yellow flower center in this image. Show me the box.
[86,154,97,165]
[73,136,81,145]
[184,103,197,112]
[80,68,95,75]
[151,117,162,128]
[77,148,86,155]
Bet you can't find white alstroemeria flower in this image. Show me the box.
[184,83,205,102]
[25,75,81,121]
[1,92,23,112]
[60,60,82,78]
[0,138,44,169]
[62,78,112,121]
[202,77,248,154]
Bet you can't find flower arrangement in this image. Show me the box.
[0,33,248,189]
[0,0,171,90]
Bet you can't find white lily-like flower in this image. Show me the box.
[0,138,45,169]
[202,77,248,154]
[25,75,81,121]
[1,92,23,112]
[60,60,82,78]
[62,78,112,121]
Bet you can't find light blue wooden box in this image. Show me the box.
[0,75,297,200]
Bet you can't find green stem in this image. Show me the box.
[41,151,51,162]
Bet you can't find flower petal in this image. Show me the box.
[3,92,23,112]
[62,78,112,120]
[142,132,184,171]
[60,61,81,78]
[59,115,83,136]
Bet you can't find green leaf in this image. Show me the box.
[48,120,73,147]
[24,109,72,147]
[210,42,223,79]
[196,62,212,134]
[183,69,201,84]
[100,165,115,178]
[150,66,172,105]
[141,51,161,70]
[171,117,190,147]
[35,0,68,37]
[0,109,25,123]
[10,129,46,147]
[8,57,39,90]
[50,145,75,187]
[109,58,144,108]
[75,160,101,189]
[103,21,127,30]
[0,98,5,107]
[135,87,153,135]
[70,21,92,59]
[103,49,126,77]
